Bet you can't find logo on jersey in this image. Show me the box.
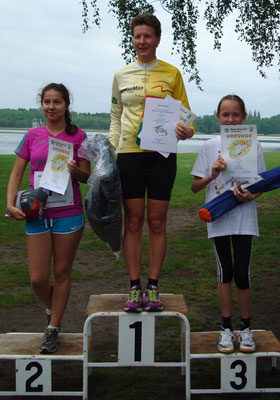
[151,85,166,92]
[121,85,144,94]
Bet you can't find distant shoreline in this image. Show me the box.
[0,127,280,137]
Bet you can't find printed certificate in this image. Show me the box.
[139,97,181,153]
[39,137,73,195]
[221,124,258,178]
[35,172,74,207]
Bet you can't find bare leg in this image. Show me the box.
[50,228,83,327]
[122,198,145,280]
[27,228,83,328]
[147,199,169,279]
[27,232,53,310]
[237,288,251,319]
[218,282,232,318]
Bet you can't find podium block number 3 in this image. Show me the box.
[16,359,52,395]
[118,314,155,365]
[221,356,256,392]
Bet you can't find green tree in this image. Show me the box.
[81,0,280,88]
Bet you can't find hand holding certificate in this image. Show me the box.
[139,97,181,153]
[139,96,196,156]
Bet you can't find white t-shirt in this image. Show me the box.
[191,136,266,238]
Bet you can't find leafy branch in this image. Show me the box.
[81,0,280,86]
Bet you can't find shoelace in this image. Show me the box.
[147,287,158,302]
[130,289,141,303]
[239,330,253,342]
[221,329,234,343]
[44,328,58,339]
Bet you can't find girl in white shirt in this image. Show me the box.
[191,95,266,354]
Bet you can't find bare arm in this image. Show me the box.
[191,175,212,193]
[191,156,226,193]
[6,155,28,219]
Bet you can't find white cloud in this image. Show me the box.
[0,0,279,117]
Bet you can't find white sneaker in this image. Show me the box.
[238,328,256,353]
[217,328,235,353]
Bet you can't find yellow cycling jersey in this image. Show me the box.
[109,58,194,153]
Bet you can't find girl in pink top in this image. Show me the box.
[6,83,90,353]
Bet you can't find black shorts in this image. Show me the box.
[117,152,177,201]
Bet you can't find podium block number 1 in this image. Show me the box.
[118,314,155,365]
[16,359,52,395]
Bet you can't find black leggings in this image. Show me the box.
[213,235,253,289]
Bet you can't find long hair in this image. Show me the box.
[40,83,78,135]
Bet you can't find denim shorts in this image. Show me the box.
[26,214,84,235]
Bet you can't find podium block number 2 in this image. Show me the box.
[16,359,52,395]
[118,314,155,365]
[221,356,256,392]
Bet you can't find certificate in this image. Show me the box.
[139,97,181,153]
[221,125,258,178]
[39,137,73,195]
[156,95,197,157]
[35,172,74,207]
[179,103,197,128]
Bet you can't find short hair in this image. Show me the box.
[130,14,161,37]
[217,94,247,117]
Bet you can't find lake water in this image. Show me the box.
[1,129,280,155]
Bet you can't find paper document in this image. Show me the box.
[39,137,73,195]
[221,125,258,178]
[139,97,181,153]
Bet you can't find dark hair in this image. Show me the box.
[40,83,78,135]
[130,14,161,37]
[217,94,247,118]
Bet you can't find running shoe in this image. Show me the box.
[238,328,256,352]
[217,328,235,353]
[40,328,59,354]
[124,285,143,312]
[144,285,163,311]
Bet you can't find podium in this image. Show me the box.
[190,330,280,395]
[83,294,191,399]
[1,294,280,399]
[0,332,84,397]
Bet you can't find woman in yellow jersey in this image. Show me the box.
[109,14,194,312]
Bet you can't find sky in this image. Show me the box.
[1,0,279,118]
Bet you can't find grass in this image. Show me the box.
[0,152,280,399]
[0,152,279,311]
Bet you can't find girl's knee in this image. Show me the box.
[30,276,48,291]
[234,274,250,289]
[53,263,72,284]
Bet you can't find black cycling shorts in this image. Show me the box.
[117,152,177,201]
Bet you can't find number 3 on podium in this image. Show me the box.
[221,356,256,392]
